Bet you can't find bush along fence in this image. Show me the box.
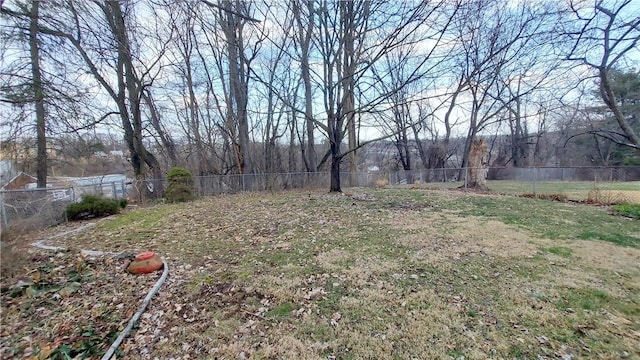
[0,181,128,233]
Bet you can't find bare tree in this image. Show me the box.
[166,0,209,175]
[216,0,262,174]
[24,0,170,189]
[97,0,165,182]
[565,0,640,150]
[25,0,46,187]
[314,0,457,192]
[447,0,557,187]
[291,0,318,172]
[192,0,265,175]
[142,90,178,168]
[1,1,59,188]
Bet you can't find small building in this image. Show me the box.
[109,150,124,158]
[0,160,19,188]
[2,173,130,201]
[1,172,37,190]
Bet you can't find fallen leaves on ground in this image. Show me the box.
[1,189,639,359]
[0,248,160,359]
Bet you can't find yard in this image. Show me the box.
[416,180,640,204]
[1,188,639,359]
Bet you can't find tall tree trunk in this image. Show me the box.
[29,0,46,188]
[329,119,342,192]
[466,139,488,190]
[411,123,429,169]
[342,1,358,185]
[185,57,207,175]
[107,1,162,189]
[221,0,253,174]
[289,109,297,172]
[293,0,317,172]
[142,91,178,168]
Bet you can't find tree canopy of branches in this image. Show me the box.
[564,0,640,150]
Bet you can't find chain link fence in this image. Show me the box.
[0,181,128,234]
[2,167,639,235]
[1,172,382,233]
[389,166,640,202]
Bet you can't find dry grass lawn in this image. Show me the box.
[1,188,639,359]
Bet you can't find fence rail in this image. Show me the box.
[2,167,639,234]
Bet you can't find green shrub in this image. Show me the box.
[164,167,195,203]
[163,183,194,203]
[65,195,122,221]
[612,203,640,218]
[167,167,194,187]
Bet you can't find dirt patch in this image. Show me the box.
[391,213,539,261]
[342,256,402,288]
[569,240,640,274]
[315,248,353,272]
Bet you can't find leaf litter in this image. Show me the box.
[1,248,159,359]
[1,189,639,359]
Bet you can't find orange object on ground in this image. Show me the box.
[135,251,156,261]
[128,251,163,274]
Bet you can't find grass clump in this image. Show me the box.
[65,195,125,221]
[266,302,294,319]
[164,167,195,203]
[545,246,573,258]
[555,288,609,311]
[611,203,640,218]
[585,185,626,205]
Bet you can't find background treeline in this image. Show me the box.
[1,0,638,192]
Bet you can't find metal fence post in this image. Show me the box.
[533,167,537,194]
[0,193,7,230]
[464,167,468,189]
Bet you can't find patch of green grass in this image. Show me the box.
[96,205,175,231]
[438,195,640,248]
[545,246,573,258]
[302,321,335,341]
[508,344,529,359]
[447,349,467,358]
[577,231,638,247]
[612,203,640,218]
[266,302,294,319]
[555,288,609,311]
